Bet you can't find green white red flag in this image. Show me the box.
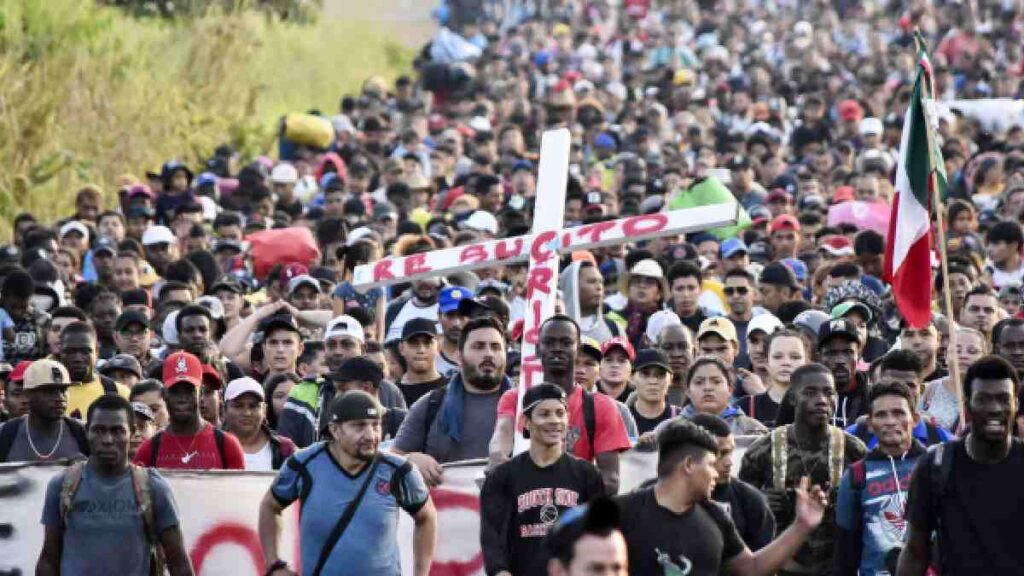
[884,43,947,328]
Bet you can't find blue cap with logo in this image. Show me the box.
[439,285,473,314]
[721,237,749,259]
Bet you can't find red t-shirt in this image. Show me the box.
[133,425,246,470]
[497,386,631,461]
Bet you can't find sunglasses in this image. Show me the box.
[724,287,750,296]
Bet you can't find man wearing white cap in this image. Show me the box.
[58,221,89,259]
[223,377,296,471]
[141,225,179,276]
[270,162,302,218]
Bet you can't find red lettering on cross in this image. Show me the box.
[531,231,557,260]
[460,244,488,265]
[373,260,394,282]
[575,221,616,243]
[525,266,553,300]
[495,238,524,260]
[521,358,543,388]
[523,300,543,345]
[404,253,431,276]
[623,213,668,237]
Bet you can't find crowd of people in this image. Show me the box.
[3,0,1024,574]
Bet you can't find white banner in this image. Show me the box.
[0,439,755,575]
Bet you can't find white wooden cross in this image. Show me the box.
[354,129,738,442]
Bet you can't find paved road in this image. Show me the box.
[322,0,438,48]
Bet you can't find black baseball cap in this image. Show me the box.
[523,383,567,416]
[816,318,861,349]
[121,288,151,309]
[330,355,384,387]
[210,275,244,295]
[330,390,383,423]
[101,354,144,379]
[457,295,511,323]
[760,262,799,289]
[633,348,673,374]
[115,310,150,332]
[260,313,301,337]
[402,318,438,341]
[92,237,117,257]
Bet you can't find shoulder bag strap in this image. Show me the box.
[0,418,24,462]
[311,455,382,576]
[829,427,845,488]
[770,426,788,491]
[582,389,596,457]
[59,461,88,528]
[213,427,227,468]
[149,431,163,468]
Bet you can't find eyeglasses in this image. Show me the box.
[724,287,749,296]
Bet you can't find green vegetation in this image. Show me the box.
[0,0,413,234]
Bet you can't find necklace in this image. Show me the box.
[169,426,204,464]
[26,419,65,460]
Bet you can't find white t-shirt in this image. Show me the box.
[987,260,1024,291]
[385,299,439,342]
[243,441,273,472]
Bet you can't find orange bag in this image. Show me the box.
[246,227,321,280]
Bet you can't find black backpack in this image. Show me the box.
[0,417,89,462]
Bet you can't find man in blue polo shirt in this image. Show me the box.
[258,391,436,576]
[846,351,952,448]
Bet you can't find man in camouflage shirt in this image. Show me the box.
[740,363,867,575]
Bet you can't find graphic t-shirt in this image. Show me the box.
[480,452,604,575]
[271,445,429,576]
[133,425,246,470]
[41,464,179,576]
[616,487,745,576]
[497,386,631,461]
[66,376,130,421]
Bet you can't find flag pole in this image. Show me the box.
[915,32,965,433]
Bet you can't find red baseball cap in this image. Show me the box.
[163,352,203,389]
[600,337,636,361]
[9,360,33,383]
[838,99,864,122]
[201,364,223,390]
[819,235,854,256]
[769,214,801,234]
[279,263,309,290]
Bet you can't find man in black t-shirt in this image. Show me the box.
[690,413,776,551]
[899,355,1024,575]
[480,384,604,576]
[395,318,448,406]
[617,419,829,576]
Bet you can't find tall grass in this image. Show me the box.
[0,0,413,236]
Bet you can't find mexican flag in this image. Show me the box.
[884,44,946,328]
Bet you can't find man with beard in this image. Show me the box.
[36,394,193,576]
[741,364,867,576]
[259,391,436,576]
[61,322,129,421]
[396,319,447,406]
[0,360,89,462]
[490,315,631,494]
[993,317,1024,379]
[817,319,870,428]
[480,384,605,576]
[898,355,1024,575]
[133,351,244,470]
[384,277,443,342]
[436,286,471,376]
[393,316,512,487]
[899,321,944,382]
[657,323,695,407]
[617,419,829,576]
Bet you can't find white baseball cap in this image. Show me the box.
[464,210,498,235]
[747,313,784,338]
[59,220,89,240]
[270,163,298,184]
[142,225,177,246]
[325,315,365,343]
[646,309,683,344]
[225,377,265,402]
[287,274,322,295]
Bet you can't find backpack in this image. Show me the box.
[770,425,845,490]
[60,460,165,576]
[0,417,89,462]
[148,427,227,468]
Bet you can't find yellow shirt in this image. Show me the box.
[66,377,130,420]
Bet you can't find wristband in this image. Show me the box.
[265,559,288,576]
